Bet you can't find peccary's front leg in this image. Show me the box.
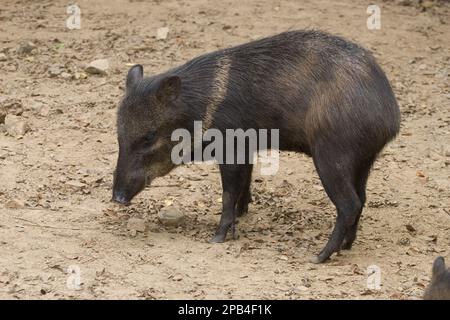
[236,164,253,217]
[210,164,248,243]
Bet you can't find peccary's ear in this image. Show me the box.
[432,257,446,277]
[156,76,181,103]
[126,64,144,89]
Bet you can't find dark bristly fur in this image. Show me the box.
[424,257,450,300]
[113,30,400,263]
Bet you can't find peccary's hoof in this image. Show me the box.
[210,234,226,243]
[309,255,330,264]
[309,256,321,264]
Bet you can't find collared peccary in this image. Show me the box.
[112,30,400,263]
[424,257,450,300]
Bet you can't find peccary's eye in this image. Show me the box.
[142,131,156,148]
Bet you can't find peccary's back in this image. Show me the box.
[170,30,400,154]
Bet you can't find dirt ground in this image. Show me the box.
[0,0,449,300]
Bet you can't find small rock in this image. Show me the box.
[48,64,64,77]
[85,59,109,75]
[398,0,412,6]
[17,40,36,55]
[5,199,25,209]
[405,224,416,233]
[4,114,29,137]
[5,64,17,72]
[127,218,146,232]
[0,53,7,61]
[158,207,184,227]
[156,27,169,40]
[0,275,10,284]
[416,171,426,178]
[39,105,51,117]
[66,180,86,189]
[298,285,309,292]
[172,274,183,281]
[421,0,435,9]
[28,102,50,117]
[73,72,87,80]
[28,101,43,114]
[397,237,410,246]
[60,72,72,79]
[0,98,23,123]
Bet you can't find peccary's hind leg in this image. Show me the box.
[210,164,249,243]
[341,160,373,250]
[311,151,362,263]
[236,164,253,217]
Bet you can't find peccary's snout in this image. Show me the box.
[112,157,146,206]
[112,190,130,206]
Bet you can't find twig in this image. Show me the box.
[286,221,300,231]
[11,216,96,231]
[150,183,181,188]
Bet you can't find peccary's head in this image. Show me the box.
[112,65,182,205]
[424,257,450,300]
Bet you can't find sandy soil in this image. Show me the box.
[0,0,449,299]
